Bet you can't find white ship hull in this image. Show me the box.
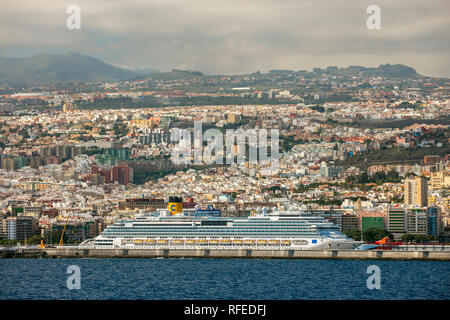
[80,236,362,251]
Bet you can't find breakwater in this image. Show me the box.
[2,247,450,260]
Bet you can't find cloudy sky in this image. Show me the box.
[1,0,449,77]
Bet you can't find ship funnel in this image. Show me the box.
[168,196,183,215]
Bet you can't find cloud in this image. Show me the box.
[0,0,449,77]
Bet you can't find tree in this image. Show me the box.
[401,233,416,243]
[99,127,107,135]
[0,239,17,245]
[391,195,404,204]
[346,175,357,184]
[373,171,387,184]
[363,228,392,243]
[386,170,400,182]
[27,235,43,245]
[310,105,325,113]
[344,230,361,241]
[358,172,369,184]
[113,122,129,137]
[414,235,427,244]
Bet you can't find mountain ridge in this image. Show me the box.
[0,52,140,86]
[0,52,428,86]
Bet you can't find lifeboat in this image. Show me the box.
[209,240,220,244]
[220,239,231,243]
[281,240,291,245]
[244,240,255,244]
[172,239,184,244]
[232,240,243,244]
[157,239,168,244]
[185,239,196,244]
[145,239,156,243]
[256,240,267,244]
[268,240,279,244]
[197,239,208,243]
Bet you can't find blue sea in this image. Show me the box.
[0,258,449,300]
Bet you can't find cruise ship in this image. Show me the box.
[80,206,362,250]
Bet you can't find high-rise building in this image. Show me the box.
[320,164,343,178]
[388,207,406,239]
[13,156,28,170]
[1,216,39,240]
[112,164,133,185]
[48,222,92,243]
[90,174,105,185]
[427,206,441,236]
[341,214,359,232]
[100,168,112,184]
[227,113,241,124]
[29,156,44,168]
[430,169,450,190]
[104,147,130,161]
[355,198,362,211]
[361,216,385,232]
[406,208,428,235]
[1,157,15,171]
[404,176,428,207]
[91,165,100,175]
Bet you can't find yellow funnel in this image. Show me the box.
[168,196,182,215]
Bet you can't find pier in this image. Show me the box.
[2,247,450,260]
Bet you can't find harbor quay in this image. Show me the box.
[2,247,450,261]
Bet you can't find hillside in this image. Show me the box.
[0,53,140,85]
[0,52,422,86]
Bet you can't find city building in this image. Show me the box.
[1,216,39,241]
[47,222,94,243]
[423,155,441,165]
[430,169,450,190]
[404,176,428,207]
[341,214,359,232]
[406,207,428,235]
[118,198,165,210]
[112,164,133,185]
[388,207,406,239]
[360,216,385,232]
[426,206,441,237]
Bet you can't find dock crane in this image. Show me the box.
[58,192,76,247]
[58,212,70,247]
